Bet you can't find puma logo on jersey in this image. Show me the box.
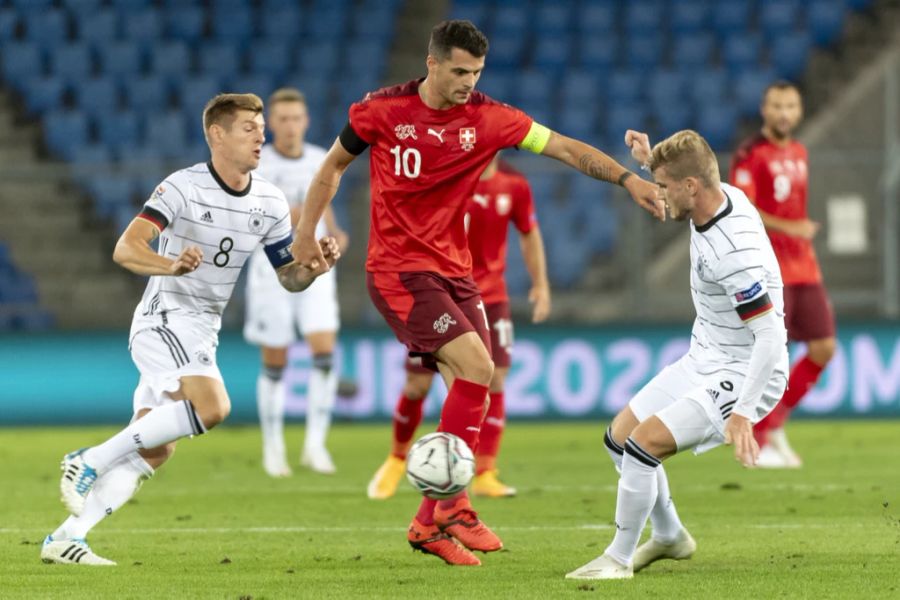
[433,312,457,334]
[472,193,489,208]
[427,128,445,143]
[200,211,214,223]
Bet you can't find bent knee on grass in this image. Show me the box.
[629,416,678,461]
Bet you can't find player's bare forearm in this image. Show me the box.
[541,131,630,185]
[756,208,818,239]
[520,228,549,291]
[113,218,197,276]
[295,139,356,240]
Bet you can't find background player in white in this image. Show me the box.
[566,130,789,580]
[243,88,349,476]
[45,93,340,565]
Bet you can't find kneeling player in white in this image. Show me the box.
[566,130,789,580]
[243,88,348,477]
[44,93,340,565]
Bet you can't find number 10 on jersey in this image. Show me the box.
[390,145,421,179]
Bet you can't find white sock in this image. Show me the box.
[53,452,153,540]
[603,426,624,473]
[650,465,684,543]
[83,400,205,472]
[257,367,286,463]
[304,355,338,453]
[605,438,660,566]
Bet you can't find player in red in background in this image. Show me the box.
[729,81,836,468]
[366,154,550,501]
[292,20,664,566]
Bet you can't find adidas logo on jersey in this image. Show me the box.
[200,211,214,223]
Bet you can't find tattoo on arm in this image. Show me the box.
[578,153,613,183]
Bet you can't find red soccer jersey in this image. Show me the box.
[729,134,821,285]
[466,164,537,304]
[347,80,533,277]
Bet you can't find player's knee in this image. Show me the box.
[262,363,285,381]
[198,397,231,429]
[312,353,334,375]
[403,374,433,400]
[610,408,638,447]
[139,441,176,468]
[461,356,494,386]
[808,338,836,366]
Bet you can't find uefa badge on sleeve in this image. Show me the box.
[459,127,476,152]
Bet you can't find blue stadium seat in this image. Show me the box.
[284,76,331,106]
[112,0,153,8]
[49,43,94,84]
[74,10,118,45]
[164,6,206,43]
[771,33,813,79]
[69,143,113,187]
[117,144,164,175]
[655,105,694,138]
[122,9,162,47]
[297,42,339,78]
[352,6,396,38]
[247,39,292,79]
[608,70,644,103]
[547,229,590,289]
[123,75,169,113]
[142,110,187,160]
[259,6,303,39]
[148,41,191,81]
[448,3,488,26]
[696,104,739,149]
[90,176,136,219]
[734,67,778,116]
[21,76,65,116]
[689,68,729,105]
[624,36,663,69]
[606,105,649,143]
[74,77,120,119]
[579,35,618,71]
[808,0,847,46]
[577,3,617,32]
[63,0,105,12]
[2,42,44,84]
[0,10,17,42]
[211,6,254,41]
[198,42,241,81]
[97,109,140,158]
[533,4,572,35]
[722,33,763,74]
[177,76,222,134]
[559,70,599,106]
[24,9,69,50]
[97,41,143,78]
[344,40,388,77]
[228,73,275,100]
[671,33,714,69]
[531,37,572,70]
[647,69,687,110]
[515,70,554,107]
[624,0,664,33]
[671,0,712,34]
[712,0,752,37]
[44,109,89,160]
[556,106,599,138]
[477,72,514,102]
[488,33,527,70]
[11,0,54,12]
[304,8,348,39]
[490,6,529,35]
[759,0,801,39]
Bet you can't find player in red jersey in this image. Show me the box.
[292,20,664,566]
[366,154,549,501]
[729,81,836,468]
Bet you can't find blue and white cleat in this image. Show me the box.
[60,448,98,516]
[41,535,116,566]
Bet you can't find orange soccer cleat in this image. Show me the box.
[407,518,481,566]
[433,502,503,553]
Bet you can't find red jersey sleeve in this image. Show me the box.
[491,103,533,149]
[729,144,757,203]
[347,98,378,145]
[511,176,537,234]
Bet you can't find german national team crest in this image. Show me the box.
[248,207,265,234]
[195,350,212,366]
[459,127,476,152]
[496,193,511,215]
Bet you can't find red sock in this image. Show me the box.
[391,394,425,459]
[437,378,489,451]
[437,490,469,513]
[476,391,505,475]
[754,356,825,445]
[415,497,438,526]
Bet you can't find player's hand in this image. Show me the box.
[318,236,341,269]
[529,284,551,323]
[624,130,652,166]
[291,233,328,273]
[791,219,820,240]
[329,226,350,253]
[624,175,666,222]
[170,245,203,276]
[723,413,758,468]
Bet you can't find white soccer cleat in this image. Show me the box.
[633,528,697,572]
[263,456,293,478]
[755,444,793,469]
[59,449,98,516]
[41,535,116,566]
[301,447,336,475]
[565,553,633,580]
[766,428,803,468]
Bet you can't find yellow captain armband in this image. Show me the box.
[518,121,552,154]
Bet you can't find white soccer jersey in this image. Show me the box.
[132,162,293,335]
[255,144,328,238]
[688,183,789,372]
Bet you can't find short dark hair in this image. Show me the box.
[203,93,263,134]
[428,20,489,60]
[762,80,801,102]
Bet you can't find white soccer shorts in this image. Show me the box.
[129,317,222,414]
[628,354,786,454]
[243,248,340,348]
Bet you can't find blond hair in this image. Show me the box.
[649,130,720,188]
[202,93,263,138]
[268,87,306,108]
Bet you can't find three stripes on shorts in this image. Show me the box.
[153,326,189,369]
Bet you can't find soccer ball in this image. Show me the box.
[405,432,475,499]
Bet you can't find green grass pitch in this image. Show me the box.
[1,421,898,599]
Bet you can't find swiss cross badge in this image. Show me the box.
[459,127,476,152]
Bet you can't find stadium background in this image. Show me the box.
[0,0,898,425]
